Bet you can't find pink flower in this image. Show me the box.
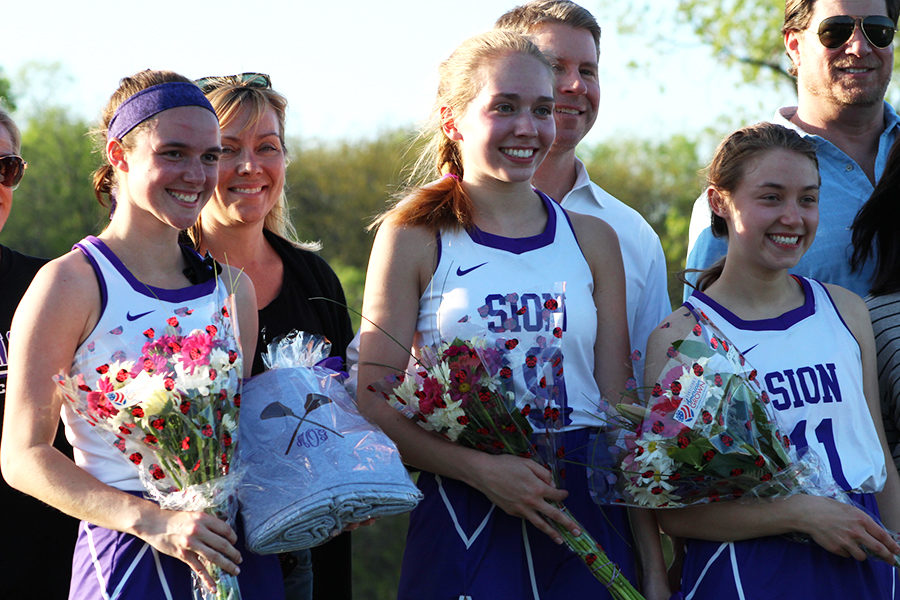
[87,391,119,420]
[179,333,214,372]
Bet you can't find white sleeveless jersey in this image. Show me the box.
[416,191,606,431]
[61,236,237,491]
[686,277,887,492]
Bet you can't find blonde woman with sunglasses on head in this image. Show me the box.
[186,73,356,600]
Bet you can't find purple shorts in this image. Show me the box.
[398,428,638,600]
[679,493,897,600]
[69,515,283,600]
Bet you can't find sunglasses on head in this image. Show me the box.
[194,72,271,94]
[817,15,896,49]
[0,155,26,189]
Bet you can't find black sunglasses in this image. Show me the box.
[817,15,896,49]
[0,154,26,189]
[194,72,271,94]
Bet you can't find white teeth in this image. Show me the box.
[769,234,799,245]
[232,186,263,194]
[169,191,199,203]
[843,68,869,73]
[501,148,535,158]
[556,108,579,115]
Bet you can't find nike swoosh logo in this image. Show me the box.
[456,262,488,276]
[126,310,155,322]
[741,344,758,355]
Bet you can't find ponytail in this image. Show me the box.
[371,30,551,233]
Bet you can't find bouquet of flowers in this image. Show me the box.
[370,335,645,600]
[56,297,244,600]
[589,307,833,511]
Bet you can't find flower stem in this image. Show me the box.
[547,504,645,600]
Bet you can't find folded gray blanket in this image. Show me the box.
[238,365,421,554]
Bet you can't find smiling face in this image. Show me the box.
[786,0,893,108]
[712,148,821,275]
[530,22,600,154]
[201,104,286,231]
[448,51,556,186]
[115,105,221,232]
[0,124,15,232]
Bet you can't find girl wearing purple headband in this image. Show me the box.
[1,70,283,599]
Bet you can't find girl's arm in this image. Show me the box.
[356,219,577,543]
[648,305,900,564]
[826,284,900,533]
[0,253,243,589]
[570,212,670,599]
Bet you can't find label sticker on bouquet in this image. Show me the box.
[89,389,142,410]
[673,376,708,427]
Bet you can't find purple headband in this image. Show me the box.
[107,81,216,141]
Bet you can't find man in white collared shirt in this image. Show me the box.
[496,1,671,392]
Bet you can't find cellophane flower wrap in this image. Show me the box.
[589,308,839,511]
[370,331,645,600]
[56,296,244,600]
[591,305,887,505]
[237,331,420,554]
[591,308,900,569]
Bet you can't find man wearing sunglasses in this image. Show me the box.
[0,107,79,597]
[685,0,900,299]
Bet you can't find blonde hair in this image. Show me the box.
[184,80,308,248]
[372,30,552,232]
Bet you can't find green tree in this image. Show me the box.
[0,68,15,112]
[284,129,412,274]
[619,0,900,101]
[581,133,711,305]
[0,107,103,258]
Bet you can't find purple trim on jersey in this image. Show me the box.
[84,236,216,301]
[466,191,557,255]
[687,276,815,331]
[74,240,109,317]
[813,277,857,339]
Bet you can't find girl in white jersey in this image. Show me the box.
[655,122,900,599]
[0,70,283,598]
[356,30,669,600]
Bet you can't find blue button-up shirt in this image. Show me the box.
[684,103,900,298]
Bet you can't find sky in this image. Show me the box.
[5,0,794,147]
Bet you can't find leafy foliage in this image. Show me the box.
[581,134,709,303]
[618,0,900,102]
[0,107,104,258]
[284,130,412,272]
[672,0,793,86]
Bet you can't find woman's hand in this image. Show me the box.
[468,453,576,543]
[136,508,242,590]
[792,495,900,563]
